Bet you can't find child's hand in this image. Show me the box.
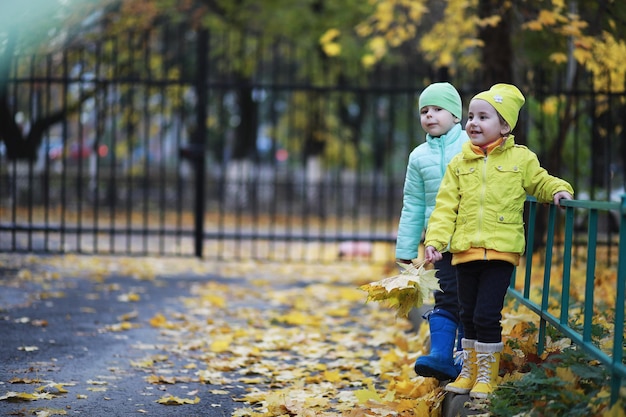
[553,191,573,208]
[424,246,442,264]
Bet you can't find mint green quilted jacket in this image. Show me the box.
[395,123,468,260]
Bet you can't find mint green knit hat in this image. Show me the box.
[418,82,463,119]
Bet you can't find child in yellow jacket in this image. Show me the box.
[423,84,574,399]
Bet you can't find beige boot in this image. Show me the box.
[470,341,503,399]
[444,338,476,394]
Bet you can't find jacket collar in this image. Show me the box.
[463,135,516,159]
[426,123,463,146]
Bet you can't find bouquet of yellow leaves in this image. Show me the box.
[359,259,440,318]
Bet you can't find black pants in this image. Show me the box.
[433,252,459,321]
[456,260,514,343]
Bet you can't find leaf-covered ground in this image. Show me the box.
[0,254,623,417]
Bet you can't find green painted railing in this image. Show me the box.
[508,195,626,405]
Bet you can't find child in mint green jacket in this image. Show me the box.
[396,82,468,381]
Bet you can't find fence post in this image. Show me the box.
[193,29,208,258]
[611,194,626,404]
[537,204,557,356]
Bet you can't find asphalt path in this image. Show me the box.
[0,266,244,417]
[0,257,478,417]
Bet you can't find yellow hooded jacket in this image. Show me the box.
[424,136,574,266]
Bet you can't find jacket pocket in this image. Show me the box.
[494,210,525,253]
[456,166,480,200]
[495,211,522,224]
[492,165,524,208]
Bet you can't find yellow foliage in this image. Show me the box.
[525,20,543,31]
[537,10,560,26]
[540,96,561,116]
[319,28,340,44]
[368,36,388,58]
[0,391,56,401]
[322,42,341,57]
[36,383,69,395]
[209,335,233,353]
[418,0,481,73]
[323,369,342,383]
[104,321,138,332]
[202,292,226,308]
[388,376,438,398]
[3,255,623,416]
[146,374,176,384]
[556,366,579,386]
[584,31,626,93]
[359,0,625,90]
[549,52,568,65]
[604,400,626,417]
[573,47,592,66]
[155,395,200,405]
[149,312,168,328]
[354,383,384,404]
[320,29,342,57]
[359,259,440,317]
[356,0,428,67]
[326,306,350,317]
[272,310,320,326]
[477,15,501,28]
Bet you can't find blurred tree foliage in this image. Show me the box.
[353,0,626,187]
[0,0,624,189]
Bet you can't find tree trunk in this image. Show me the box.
[477,0,514,89]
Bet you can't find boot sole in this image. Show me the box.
[414,364,457,381]
[444,385,472,394]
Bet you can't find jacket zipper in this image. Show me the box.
[439,140,446,177]
[479,155,488,259]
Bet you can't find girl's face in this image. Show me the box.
[466,99,510,147]
[420,106,458,138]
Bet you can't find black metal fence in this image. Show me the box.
[0,26,624,263]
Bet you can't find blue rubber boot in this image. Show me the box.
[414,309,461,381]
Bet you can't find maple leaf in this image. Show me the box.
[149,313,169,328]
[103,321,139,332]
[117,292,141,302]
[36,383,70,395]
[359,260,440,317]
[209,335,233,353]
[501,311,538,335]
[9,377,42,384]
[354,382,390,404]
[146,374,176,384]
[604,401,626,417]
[18,346,39,352]
[31,408,67,416]
[0,391,55,401]
[155,395,200,405]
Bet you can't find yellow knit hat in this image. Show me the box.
[472,84,525,130]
